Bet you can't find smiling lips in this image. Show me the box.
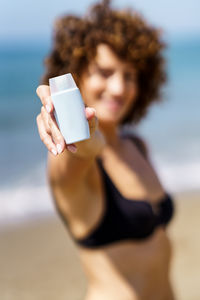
[101,99,123,112]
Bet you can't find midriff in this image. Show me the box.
[79,227,174,300]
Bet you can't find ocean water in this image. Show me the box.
[0,36,199,225]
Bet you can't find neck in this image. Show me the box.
[99,122,121,147]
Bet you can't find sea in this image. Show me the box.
[0,35,199,225]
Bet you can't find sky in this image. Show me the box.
[1,0,200,41]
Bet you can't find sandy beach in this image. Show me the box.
[0,191,199,300]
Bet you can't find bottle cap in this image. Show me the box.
[49,73,77,95]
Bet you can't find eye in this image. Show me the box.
[124,71,137,82]
[97,67,113,78]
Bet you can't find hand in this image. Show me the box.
[36,85,100,156]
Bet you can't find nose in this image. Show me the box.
[107,73,126,97]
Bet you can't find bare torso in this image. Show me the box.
[79,228,173,300]
[51,137,175,300]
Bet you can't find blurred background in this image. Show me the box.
[0,0,199,224]
[0,0,199,299]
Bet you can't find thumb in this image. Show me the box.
[85,107,98,136]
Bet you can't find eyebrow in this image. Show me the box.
[92,62,137,76]
[93,63,111,70]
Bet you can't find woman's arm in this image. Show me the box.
[36,85,105,213]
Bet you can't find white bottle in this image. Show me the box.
[49,73,90,144]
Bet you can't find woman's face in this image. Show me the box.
[79,44,138,126]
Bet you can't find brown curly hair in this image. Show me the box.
[42,0,166,124]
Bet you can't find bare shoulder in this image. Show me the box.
[131,134,150,159]
[121,129,150,159]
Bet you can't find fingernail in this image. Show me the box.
[51,149,57,156]
[56,144,62,154]
[67,145,77,153]
[87,107,96,114]
[46,105,51,113]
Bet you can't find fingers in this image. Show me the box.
[40,106,73,154]
[36,113,58,156]
[85,107,98,136]
[36,85,54,113]
[39,106,77,155]
[85,107,96,120]
[36,86,98,155]
[48,112,77,153]
[47,112,65,153]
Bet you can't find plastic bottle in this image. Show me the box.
[49,73,90,144]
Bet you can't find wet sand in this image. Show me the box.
[0,191,199,300]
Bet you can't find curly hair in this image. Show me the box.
[42,0,166,124]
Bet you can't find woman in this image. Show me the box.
[36,1,175,299]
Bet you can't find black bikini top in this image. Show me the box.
[57,135,174,248]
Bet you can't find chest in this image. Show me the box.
[89,141,165,206]
[60,140,166,240]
